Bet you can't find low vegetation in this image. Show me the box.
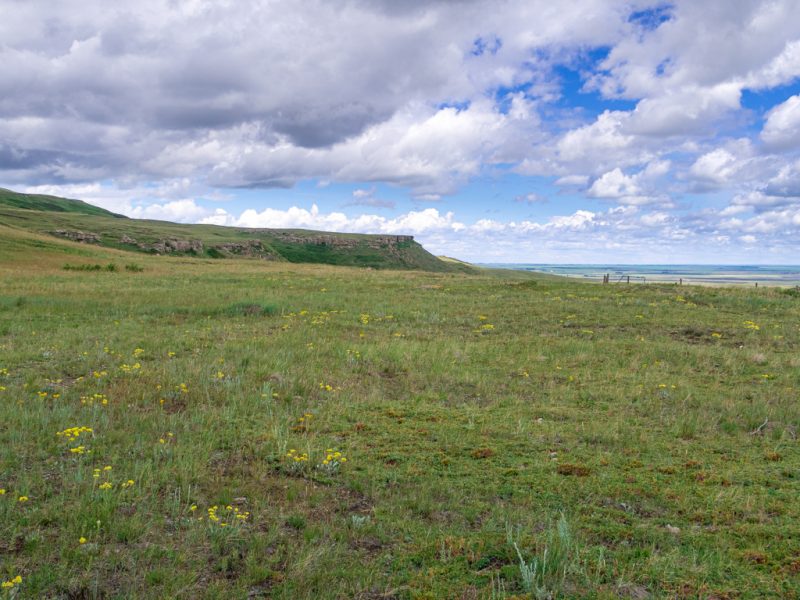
[0,222,798,598]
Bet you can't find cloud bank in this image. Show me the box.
[3,0,800,262]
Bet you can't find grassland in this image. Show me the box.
[0,224,799,599]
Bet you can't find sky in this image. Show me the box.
[2,1,800,264]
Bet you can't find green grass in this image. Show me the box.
[0,226,799,598]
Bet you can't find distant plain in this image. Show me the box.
[487,264,800,287]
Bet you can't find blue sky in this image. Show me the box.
[2,1,800,263]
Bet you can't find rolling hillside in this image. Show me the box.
[0,188,472,272]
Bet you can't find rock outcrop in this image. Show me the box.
[51,230,101,244]
[269,232,413,249]
[119,235,204,254]
[211,240,278,259]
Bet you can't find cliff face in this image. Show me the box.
[123,237,205,254]
[254,231,414,248]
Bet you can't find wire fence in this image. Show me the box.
[593,273,792,287]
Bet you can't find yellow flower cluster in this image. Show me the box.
[92,465,133,490]
[205,504,249,526]
[119,362,142,373]
[58,426,93,454]
[291,413,313,433]
[80,393,109,406]
[92,466,111,478]
[1,575,22,589]
[286,449,309,463]
[56,426,93,439]
[743,320,760,330]
[310,312,330,325]
[318,448,348,474]
[321,449,347,466]
[281,308,344,330]
[133,348,145,357]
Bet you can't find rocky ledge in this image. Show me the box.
[268,232,414,249]
[121,236,204,254]
[51,230,101,243]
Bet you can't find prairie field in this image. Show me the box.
[1,229,799,599]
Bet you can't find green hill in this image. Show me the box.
[0,187,125,218]
[0,188,472,272]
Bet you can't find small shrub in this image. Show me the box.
[509,280,538,289]
[780,286,800,297]
[471,447,495,459]
[124,263,144,272]
[63,263,117,272]
[511,514,578,599]
[286,515,306,530]
[219,302,278,317]
[556,463,591,477]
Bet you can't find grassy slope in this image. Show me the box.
[0,229,799,599]
[0,189,467,273]
[0,187,124,218]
